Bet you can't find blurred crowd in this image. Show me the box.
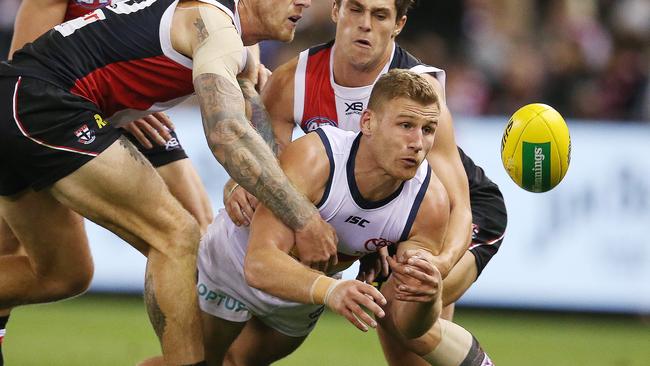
[2,0,648,121]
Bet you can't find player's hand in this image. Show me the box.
[238,47,260,86]
[256,63,272,92]
[356,246,390,283]
[388,251,442,303]
[294,214,338,273]
[224,183,259,226]
[122,112,175,149]
[402,248,452,279]
[325,280,387,332]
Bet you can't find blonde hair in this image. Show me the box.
[368,69,439,112]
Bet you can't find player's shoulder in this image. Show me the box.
[279,130,333,202]
[261,56,298,119]
[268,56,299,87]
[422,73,444,96]
[280,129,327,164]
[391,43,445,95]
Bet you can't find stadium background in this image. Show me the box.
[0,0,648,364]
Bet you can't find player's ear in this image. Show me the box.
[393,15,406,38]
[360,109,374,135]
[331,0,340,23]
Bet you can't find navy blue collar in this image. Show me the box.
[346,133,405,209]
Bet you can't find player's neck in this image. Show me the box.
[332,45,392,88]
[353,141,402,202]
[237,2,262,45]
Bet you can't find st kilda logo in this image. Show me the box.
[364,238,394,252]
[75,0,112,10]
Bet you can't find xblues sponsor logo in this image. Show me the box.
[74,124,96,145]
[165,137,180,151]
[303,116,337,132]
[74,0,111,10]
[345,102,363,115]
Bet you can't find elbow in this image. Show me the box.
[400,325,429,341]
[206,118,249,157]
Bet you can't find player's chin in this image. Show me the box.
[275,28,296,43]
[393,168,417,181]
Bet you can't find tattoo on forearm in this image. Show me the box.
[239,80,279,155]
[144,270,166,340]
[195,74,315,229]
[194,17,208,43]
[119,135,149,166]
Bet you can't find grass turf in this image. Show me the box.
[3,295,649,365]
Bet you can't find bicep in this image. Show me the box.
[249,204,295,254]
[9,0,68,58]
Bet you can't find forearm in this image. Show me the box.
[245,246,323,304]
[239,79,278,155]
[438,200,472,276]
[195,73,316,230]
[392,294,441,339]
[390,242,444,339]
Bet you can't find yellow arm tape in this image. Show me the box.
[309,275,338,305]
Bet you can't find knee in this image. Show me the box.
[194,208,214,236]
[39,263,94,301]
[155,212,201,260]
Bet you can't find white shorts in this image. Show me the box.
[197,211,325,337]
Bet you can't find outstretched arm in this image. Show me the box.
[224,55,299,226]
[379,173,450,340]
[422,74,472,278]
[189,6,337,259]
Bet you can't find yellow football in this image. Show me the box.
[501,103,571,192]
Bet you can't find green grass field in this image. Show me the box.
[3,295,649,365]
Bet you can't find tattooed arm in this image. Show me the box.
[194,75,313,226]
[238,78,278,155]
[190,6,338,271]
[221,78,278,227]
[223,47,279,227]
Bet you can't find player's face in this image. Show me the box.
[366,97,439,180]
[254,0,311,42]
[332,0,406,69]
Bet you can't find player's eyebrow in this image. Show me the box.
[348,0,390,12]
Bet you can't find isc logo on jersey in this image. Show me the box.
[501,103,571,193]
